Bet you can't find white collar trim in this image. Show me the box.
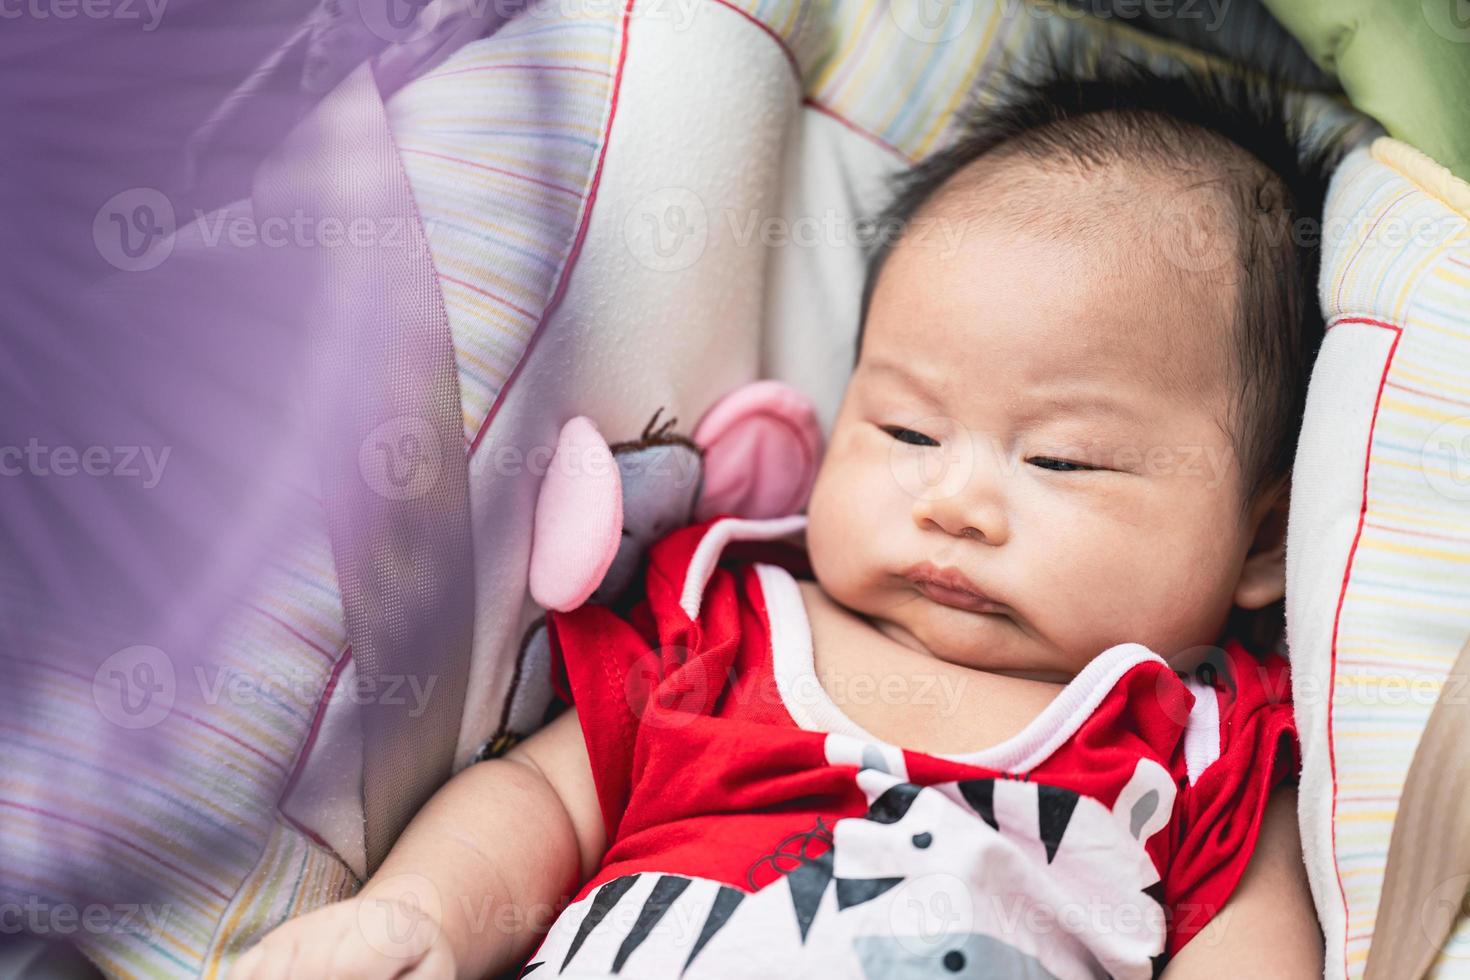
[679,514,810,620]
[754,561,1166,772]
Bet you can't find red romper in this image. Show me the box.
[522,514,1298,980]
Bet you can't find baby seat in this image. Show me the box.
[7,1,1469,978]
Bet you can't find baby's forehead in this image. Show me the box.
[923,149,1230,260]
[921,157,1238,332]
[873,160,1243,411]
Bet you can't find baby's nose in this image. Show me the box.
[915,501,1008,546]
[890,426,1011,544]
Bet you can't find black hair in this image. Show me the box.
[853,42,1352,513]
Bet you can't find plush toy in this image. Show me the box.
[473,380,824,760]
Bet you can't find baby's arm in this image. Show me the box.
[1160,785,1323,978]
[233,706,606,980]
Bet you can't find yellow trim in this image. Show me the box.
[1373,137,1470,220]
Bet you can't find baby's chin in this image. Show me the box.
[879,599,1079,682]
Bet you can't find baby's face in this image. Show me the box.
[806,165,1273,680]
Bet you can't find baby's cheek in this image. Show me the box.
[805,464,860,585]
[811,457,901,600]
[1024,511,1188,650]
[1067,527,1235,654]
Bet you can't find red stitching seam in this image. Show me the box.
[802,97,912,162]
[462,2,924,458]
[274,644,355,865]
[467,0,639,456]
[707,0,800,80]
[1321,314,1404,977]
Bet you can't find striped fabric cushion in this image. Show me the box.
[1287,137,1470,980]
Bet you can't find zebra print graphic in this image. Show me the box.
[521,734,1176,978]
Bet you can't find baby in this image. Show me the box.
[237,52,1343,980]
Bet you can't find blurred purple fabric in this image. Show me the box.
[0,0,512,949]
[1,0,328,927]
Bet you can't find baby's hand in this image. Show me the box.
[231,892,456,980]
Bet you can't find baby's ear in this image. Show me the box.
[1233,481,1288,610]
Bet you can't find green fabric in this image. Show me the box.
[1260,0,1470,181]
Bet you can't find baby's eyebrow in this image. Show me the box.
[1014,389,1150,426]
[863,357,1148,425]
[860,358,942,397]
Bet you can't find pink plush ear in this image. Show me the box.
[692,380,824,521]
[529,416,623,611]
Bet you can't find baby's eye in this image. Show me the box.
[1028,456,1102,472]
[881,426,939,447]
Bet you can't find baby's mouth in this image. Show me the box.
[909,578,1011,615]
[902,563,1011,615]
